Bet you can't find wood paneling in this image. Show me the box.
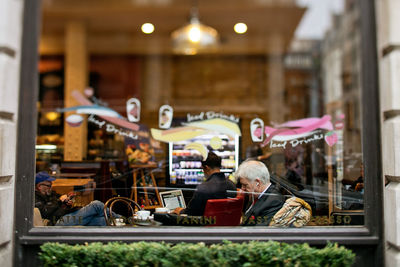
[64,21,88,161]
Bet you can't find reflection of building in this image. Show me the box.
[321,0,362,181]
[283,39,324,185]
[320,0,362,219]
[284,39,322,120]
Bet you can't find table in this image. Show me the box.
[53,173,96,179]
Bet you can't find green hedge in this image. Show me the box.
[39,241,355,267]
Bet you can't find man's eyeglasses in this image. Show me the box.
[39,183,52,188]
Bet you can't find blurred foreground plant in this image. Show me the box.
[39,240,355,267]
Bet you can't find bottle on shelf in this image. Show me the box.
[191,171,197,184]
[170,171,176,184]
[176,171,182,185]
[186,171,191,185]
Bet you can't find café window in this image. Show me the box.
[34,0,365,228]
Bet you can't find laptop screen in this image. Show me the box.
[159,190,186,210]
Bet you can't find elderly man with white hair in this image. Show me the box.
[236,160,285,226]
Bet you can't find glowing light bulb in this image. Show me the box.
[141,23,155,34]
[188,26,201,43]
[45,112,59,121]
[234,23,247,34]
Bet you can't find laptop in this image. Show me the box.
[159,190,186,211]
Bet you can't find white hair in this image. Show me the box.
[235,160,270,184]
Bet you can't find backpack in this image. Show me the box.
[269,197,312,227]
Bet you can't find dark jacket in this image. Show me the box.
[241,184,285,226]
[184,172,237,216]
[35,190,77,225]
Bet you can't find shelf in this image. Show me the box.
[168,132,239,187]
[175,168,202,171]
[173,168,234,172]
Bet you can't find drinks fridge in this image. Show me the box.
[168,132,239,186]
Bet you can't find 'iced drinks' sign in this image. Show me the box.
[251,115,340,148]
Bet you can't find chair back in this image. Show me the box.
[203,197,244,226]
[103,197,141,226]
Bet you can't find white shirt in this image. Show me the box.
[245,183,272,214]
[257,183,271,200]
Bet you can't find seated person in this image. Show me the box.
[236,160,285,226]
[173,151,236,216]
[350,163,364,193]
[34,171,116,226]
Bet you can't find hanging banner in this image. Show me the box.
[186,111,239,123]
[251,115,338,148]
[57,90,141,139]
[151,118,241,143]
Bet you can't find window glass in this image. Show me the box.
[35,0,364,228]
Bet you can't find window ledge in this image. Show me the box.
[20,226,379,246]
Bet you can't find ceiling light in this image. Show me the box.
[35,145,57,150]
[234,23,247,34]
[45,112,60,121]
[171,3,219,55]
[141,23,155,34]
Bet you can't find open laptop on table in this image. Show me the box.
[158,190,186,211]
[154,190,189,225]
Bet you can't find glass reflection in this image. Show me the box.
[34,0,363,227]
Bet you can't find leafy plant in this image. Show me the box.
[39,241,355,267]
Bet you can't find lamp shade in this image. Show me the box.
[171,17,219,55]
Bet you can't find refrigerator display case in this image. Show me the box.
[168,132,239,186]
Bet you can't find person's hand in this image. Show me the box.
[257,152,272,161]
[60,193,75,206]
[171,207,184,215]
[355,183,364,192]
[67,192,76,199]
[59,194,68,202]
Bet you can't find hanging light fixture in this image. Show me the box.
[171,0,219,55]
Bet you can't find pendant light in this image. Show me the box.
[171,0,219,55]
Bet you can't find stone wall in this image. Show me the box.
[376,0,400,265]
[0,0,24,266]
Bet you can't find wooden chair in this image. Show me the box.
[130,164,162,210]
[103,197,141,226]
[203,197,244,226]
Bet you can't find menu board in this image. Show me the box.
[168,132,239,186]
